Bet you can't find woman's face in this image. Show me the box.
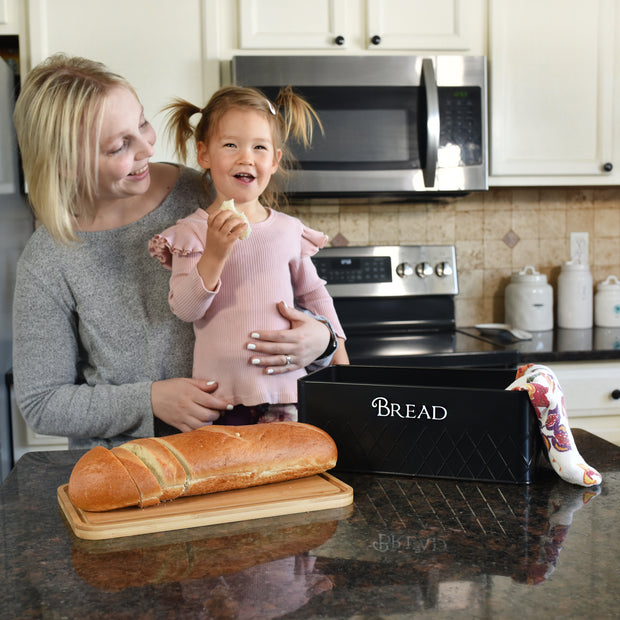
[96,86,156,201]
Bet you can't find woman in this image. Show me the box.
[12,54,336,450]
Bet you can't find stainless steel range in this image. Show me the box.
[312,245,518,368]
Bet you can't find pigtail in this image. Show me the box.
[274,85,324,151]
[161,97,203,163]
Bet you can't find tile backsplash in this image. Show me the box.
[289,187,620,327]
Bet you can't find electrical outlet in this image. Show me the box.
[570,232,589,264]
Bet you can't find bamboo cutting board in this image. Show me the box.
[58,473,353,540]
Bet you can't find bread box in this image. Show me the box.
[298,366,544,484]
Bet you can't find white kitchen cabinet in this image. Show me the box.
[489,0,620,186]
[233,0,485,53]
[547,361,620,446]
[24,0,206,165]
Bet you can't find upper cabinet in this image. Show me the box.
[489,0,620,186]
[227,0,486,54]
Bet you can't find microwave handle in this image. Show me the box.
[421,59,439,188]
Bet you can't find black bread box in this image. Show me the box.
[298,366,544,484]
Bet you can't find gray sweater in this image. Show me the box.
[12,166,207,449]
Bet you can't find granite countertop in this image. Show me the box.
[1,430,619,619]
[458,326,620,363]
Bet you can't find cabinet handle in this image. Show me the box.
[611,389,620,400]
[371,35,382,46]
[603,162,613,172]
[334,35,345,46]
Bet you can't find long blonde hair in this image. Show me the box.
[163,85,322,209]
[13,53,138,244]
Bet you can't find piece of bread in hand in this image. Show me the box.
[68,422,337,512]
[220,198,251,239]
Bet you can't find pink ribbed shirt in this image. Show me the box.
[150,208,345,406]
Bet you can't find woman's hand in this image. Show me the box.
[246,301,331,375]
[151,378,231,432]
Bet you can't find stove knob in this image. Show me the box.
[435,262,453,278]
[396,262,414,278]
[415,262,433,278]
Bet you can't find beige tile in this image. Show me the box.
[455,240,484,270]
[484,188,512,210]
[594,208,620,239]
[339,211,369,246]
[426,208,455,243]
[512,239,540,270]
[456,268,484,299]
[454,192,484,211]
[566,188,594,208]
[483,267,512,297]
[512,208,540,240]
[566,207,594,235]
[538,209,566,239]
[483,210,512,240]
[398,207,428,244]
[368,211,400,245]
[539,188,568,209]
[484,240,512,269]
[512,188,540,210]
[455,210,484,241]
[539,238,568,268]
[593,237,620,267]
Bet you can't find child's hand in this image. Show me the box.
[205,208,249,260]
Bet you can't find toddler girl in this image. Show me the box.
[150,86,348,424]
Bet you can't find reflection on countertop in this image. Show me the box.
[1,430,619,618]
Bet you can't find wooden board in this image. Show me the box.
[58,473,353,540]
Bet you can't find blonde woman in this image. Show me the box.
[12,54,337,449]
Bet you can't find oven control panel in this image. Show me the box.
[312,245,458,298]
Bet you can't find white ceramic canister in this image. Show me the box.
[594,275,620,327]
[505,265,554,331]
[557,261,593,329]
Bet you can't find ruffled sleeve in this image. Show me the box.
[148,211,208,269]
[299,225,328,259]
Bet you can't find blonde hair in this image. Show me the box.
[163,85,322,209]
[13,53,138,244]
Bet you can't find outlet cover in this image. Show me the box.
[570,232,589,264]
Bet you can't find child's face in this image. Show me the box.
[197,107,281,206]
[95,86,156,202]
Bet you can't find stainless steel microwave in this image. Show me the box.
[231,55,488,198]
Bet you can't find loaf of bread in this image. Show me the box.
[68,422,337,512]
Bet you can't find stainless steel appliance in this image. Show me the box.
[312,245,517,368]
[232,55,488,198]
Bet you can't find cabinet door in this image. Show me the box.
[365,0,476,51]
[239,0,347,49]
[490,0,616,180]
[547,361,620,446]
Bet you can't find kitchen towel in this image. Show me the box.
[507,363,602,487]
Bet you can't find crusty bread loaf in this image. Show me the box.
[68,422,337,512]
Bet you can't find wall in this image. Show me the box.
[289,187,620,327]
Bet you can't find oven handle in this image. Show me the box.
[421,58,439,188]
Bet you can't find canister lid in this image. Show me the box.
[561,260,591,272]
[510,265,548,283]
[597,275,620,290]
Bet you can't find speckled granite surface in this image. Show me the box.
[1,430,618,619]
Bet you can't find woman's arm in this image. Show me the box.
[12,259,228,443]
[245,302,338,375]
[12,262,155,441]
